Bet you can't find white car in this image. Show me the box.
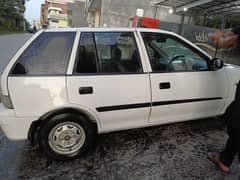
[0,28,239,160]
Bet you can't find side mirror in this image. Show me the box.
[211,58,223,70]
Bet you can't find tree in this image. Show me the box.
[193,15,222,29]
[0,0,27,32]
[193,14,240,29]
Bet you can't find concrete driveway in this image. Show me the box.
[0,34,239,180]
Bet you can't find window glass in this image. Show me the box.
[141,32,208,72]
[94,32,142,73]
[11,32,75,75]
[75,32,98,73]
[75,32,143,74]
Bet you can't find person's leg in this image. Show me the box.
[208,125,236,173]
[208,101,240,172]
[208,125,235,173]
[208,106,237,173]
[228,101,240,164]
[219,135,237,167]
[237,134,240,163]
[220,101,239,166]
[208,151,231,173]
[234,115,240,163]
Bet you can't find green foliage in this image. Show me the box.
[226,16,240,28]
[193,15,223,29]
[0,0,29,33]
[193,15,240,29]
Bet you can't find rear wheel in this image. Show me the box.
[38,113,96,160]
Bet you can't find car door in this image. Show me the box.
[67,31,151,132]
[140,31,228,125]
[7,31,76,117]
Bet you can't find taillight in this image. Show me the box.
[0,76,13,109]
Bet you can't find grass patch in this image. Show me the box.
[0,27,24,35]
[0,30,24,35]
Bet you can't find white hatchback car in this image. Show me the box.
[0,28,239,160]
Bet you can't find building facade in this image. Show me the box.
[40,0,193,29]
[41,3,49,29]
[41,0,69,29]
[85,0,192,28]
[67,0,88,27]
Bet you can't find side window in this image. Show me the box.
[94,32,142,73]
[75,33,98,73]
[11,32,76,75]
[141,32,209,72]
[75,32,143,74]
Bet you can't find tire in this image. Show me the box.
[38,113,96,160]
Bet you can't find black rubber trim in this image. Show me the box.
[96,97,222,112]
[70,72,148,76]
[152,97,222,106]
[27,120,41,146]
[96,102,151,112]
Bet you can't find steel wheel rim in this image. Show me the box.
[48,122,86,155]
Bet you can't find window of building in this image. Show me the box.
[68,9,72,16]
[52,19,59,23]
[11,32,76,75]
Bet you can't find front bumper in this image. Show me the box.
[0,103,35,140]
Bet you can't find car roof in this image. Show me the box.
[44,27,176,35]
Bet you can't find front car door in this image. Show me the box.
[67,30,151,132]
[139,30,228,125]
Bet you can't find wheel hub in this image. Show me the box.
[48,122,86,155]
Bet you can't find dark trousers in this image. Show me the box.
[220,102,240,167]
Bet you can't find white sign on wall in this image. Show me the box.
[136,9,144,17]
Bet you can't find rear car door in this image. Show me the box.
[67,30,151,132]
[140,31,227,125]
[8,31,76,117]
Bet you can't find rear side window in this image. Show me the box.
[75,32,142,74]
[11,32,76,75]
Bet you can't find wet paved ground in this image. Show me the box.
[0,118,239,180]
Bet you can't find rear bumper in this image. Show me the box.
[0,103,36,140]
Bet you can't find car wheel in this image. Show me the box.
[38,113,96,160]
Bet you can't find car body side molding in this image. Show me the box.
[96,97,223,112]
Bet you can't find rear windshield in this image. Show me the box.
[10,32,76,76]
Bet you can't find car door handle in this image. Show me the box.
[79,87,93,94]
[159,82,171,89]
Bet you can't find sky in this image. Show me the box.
[25,0,45,24]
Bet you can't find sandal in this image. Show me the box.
[208,152,230,174]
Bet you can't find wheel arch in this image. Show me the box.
[28,107,100,146]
